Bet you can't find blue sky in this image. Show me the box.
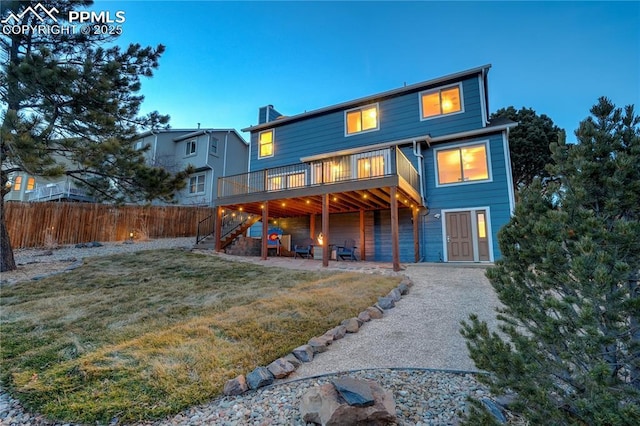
[108,1,639,141]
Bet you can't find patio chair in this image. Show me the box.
[336,239,357,261]
[294,238,314,259]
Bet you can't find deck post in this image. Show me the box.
[261,201,268,260]
[413,207,420,263]
[390,186,400,272]
[215,206,223,252]
[310,213,316,240]
[359,209,366,261]
[322,194,329,267]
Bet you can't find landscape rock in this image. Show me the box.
[283,353,302,368]
[292,345,314,362]
[332,377,374,407]
[223,375,248,396]
[246,367,274,390]
[365,306,384,319]
[300,380,396,426]
[481,398,507,424]
[377,296,396,310]
[386,288,402,302]
[397,282,410,295]
[340,317,360,333]
[308,337,329,354]
[267,358,296,379]
[357,310,371,323]
[400,276,413,287]
[324,325,347,340]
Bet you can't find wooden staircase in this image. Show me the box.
[194,211,260,250]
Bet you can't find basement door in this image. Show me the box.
[444,209,490,262]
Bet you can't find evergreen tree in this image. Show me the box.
[461,97,640,424]
[1,1,191,272]
[492,106,562,189]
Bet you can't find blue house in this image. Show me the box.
[214,64,516,270]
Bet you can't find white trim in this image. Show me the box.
[502,129,516,214]
[185,139,197,157]
[257,129,275,159]
[441,207,494,262]
[344,103,380,137]
[433,140,493,188]
[188,173,206,195]
[419,82,465,121]
[478,74,488,127]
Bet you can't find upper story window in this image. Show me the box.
[420,84,463,120]
[185,139,197,156]
[13,176,22,191]
[188,174,205,194]
[435,142,490,186]
[26,177,35,191]
[258,129,274,158]
[210,137,218,155]
[345,104,379,136]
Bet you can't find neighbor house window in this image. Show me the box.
[189,174,205,194]
[258,129,274,158]
[345,104,379,135]
[210,137,218,155]
[26,177,35,191]
[421,84,463,119]
[13,176,22,191]
[186,139,197,156]
[436,143,489,185]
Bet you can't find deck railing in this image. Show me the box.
[27,181,93,202]
[218,147,421,198]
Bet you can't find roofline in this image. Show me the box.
[137,128,248,145]
[242,64,492,132]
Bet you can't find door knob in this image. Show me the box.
[447,235,451,243]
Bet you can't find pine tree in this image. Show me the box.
[1,1,191,271]
[461,97,640,424]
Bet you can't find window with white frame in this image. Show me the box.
[26,177,35,191]
[436,143,489,185]
[185,139,197,156]
[345,104,379,135]
[188,174,205,194]
[258,129,274,158]
[210,137,218,155]
[420,84,463,120]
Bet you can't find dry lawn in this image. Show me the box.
[0,249,400,424]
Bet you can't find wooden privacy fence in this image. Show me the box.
[5,202,215,248]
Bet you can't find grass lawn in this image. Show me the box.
[0,249,401,424]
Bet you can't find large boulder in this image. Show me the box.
[300,379,396,426]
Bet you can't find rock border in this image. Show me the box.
[223,276,414,396]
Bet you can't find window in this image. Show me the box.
[357,155,385,179]
[436,143,489,185]
[210,137,218,155]
[185,139,197,156]
[258,129,274,158]
[345,104,379,135]
[420,84,463,119]
[26,177,35,191]
[268,172,305,191]
[13,176,22,191]
[188,174,205,194]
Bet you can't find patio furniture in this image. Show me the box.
[294,238,314,259]
[336,239,357,261]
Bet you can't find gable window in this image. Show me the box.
[188,174,205,194]
[436,143,489,185]
[185,139,197,156]
[420,84,463,120]
[345,104,379,135]
[258,129,274,158]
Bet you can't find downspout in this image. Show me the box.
[480,68,489,126]
[152,131,158,164]
[412,140,426,207]
[206,130,214,206]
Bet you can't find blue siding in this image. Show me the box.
[373,209,415,263]
[249,76,484,170]
[421,132,511,261]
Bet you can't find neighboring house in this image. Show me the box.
[214,64,516,270]
[134,129,249,206]
[3,170,93,203]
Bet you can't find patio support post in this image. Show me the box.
[261,201,268,260]
[359,209,366,261]
[215,206,222,252]
[322,194,329,267]
[390,186,401,272]
[413,207,420,263]
[310,213,316,240]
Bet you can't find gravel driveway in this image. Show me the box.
[289,263,502,378]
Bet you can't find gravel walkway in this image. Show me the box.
[1,239,503,426]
